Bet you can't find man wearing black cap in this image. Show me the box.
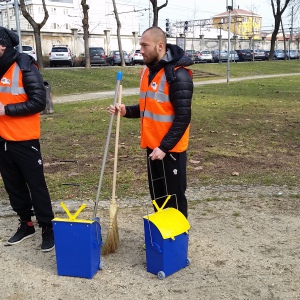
[0,27,55,252]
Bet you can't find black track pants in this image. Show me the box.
[0,140,54,226]
[146,148,188,218]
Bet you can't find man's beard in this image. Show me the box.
[145,49,160,65]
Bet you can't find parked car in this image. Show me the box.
[273,49,285,60]
[185,50,195,61]
[286,50,299,59]
[49,45,74,67]
[89,47,107,65]
[129,49,144,65]
[211,50,228,62]
[21,45,37,60]
[264,50,270,60]
[251,49,266,61]
[235,49,252,61]
[229,50,239,62]
[194,50,212,63]
[106,50,130,66]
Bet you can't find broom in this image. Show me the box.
[102,84,122,255]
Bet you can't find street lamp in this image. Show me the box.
[218,21,223,63]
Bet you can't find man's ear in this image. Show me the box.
[158,42,164,52]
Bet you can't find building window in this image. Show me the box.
[51,8,57,15]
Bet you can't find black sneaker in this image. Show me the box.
[41,226,54,252]
[7,220,36,245]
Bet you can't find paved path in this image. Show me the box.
[52,72,300,104]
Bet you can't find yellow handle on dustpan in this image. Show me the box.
[60,202,86,220]
[152,195,171,212]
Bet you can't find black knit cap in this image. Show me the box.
[0,26,19,47]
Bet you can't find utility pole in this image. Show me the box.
[218,22,222,64]
[6,0,10,29]
[13,0,22,52]
[148,0,151,27]
[227,0,233,84]
[289,6,294,58]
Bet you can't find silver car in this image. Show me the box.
[106,50,130,66]
[22,45,37,60]
[273,50,285,60]
[286,50,299,59]
[194,50,212,63]
[129,49,144,65]
[229,50,239,62]
[211,50,228,62]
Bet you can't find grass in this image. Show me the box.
[40,60,300,96]
[0,61,299,203]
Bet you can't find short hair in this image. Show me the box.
[142,26,167,44]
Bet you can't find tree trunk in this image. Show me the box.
[81,0,90,68]
[112,0,124,67]
[150,0,168,27]
[19,0,48,70]
[269,0,291,60]
[281,19,287,60]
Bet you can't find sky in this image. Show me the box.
[77,0,298,35]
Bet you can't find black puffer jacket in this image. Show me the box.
[125,44,194,153]
[0,47,46,117]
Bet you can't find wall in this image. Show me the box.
[20,30,300,59]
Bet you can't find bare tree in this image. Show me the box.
[269,0,296,60]
[112,0,124,67]
[19,0,48,70]
[280,19,288,60]
[81,0,90,68]
[150,0,168,27]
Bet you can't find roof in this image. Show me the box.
[214,8,261,18]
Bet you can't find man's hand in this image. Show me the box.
[109,103,126,117]
[149,147,166,160]
[0,102,5,116]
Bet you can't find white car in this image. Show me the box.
[194,50,212,63]
[49,45,74,67]
[129,49,144,65]
[22,45,37,60]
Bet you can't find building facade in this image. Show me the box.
[213,9,262,40]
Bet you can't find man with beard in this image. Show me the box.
[0,27,54,251]
[109,26,193,218]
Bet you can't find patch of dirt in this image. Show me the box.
[0,185,299,300]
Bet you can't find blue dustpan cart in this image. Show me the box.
[52,203,103,279]
[143,195,191,280]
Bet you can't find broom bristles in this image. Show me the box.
[102,202,119,255]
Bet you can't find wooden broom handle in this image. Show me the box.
[111,84,122,202]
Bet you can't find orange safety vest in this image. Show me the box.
[0,62,41,141]
[139,66,192,152]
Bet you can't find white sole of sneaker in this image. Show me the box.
[6,232,36,245]
[41,245,55,252]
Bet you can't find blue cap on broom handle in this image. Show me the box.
[117,71,123,81]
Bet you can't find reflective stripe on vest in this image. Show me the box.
[139,66,190,152]
[0,64,26,95]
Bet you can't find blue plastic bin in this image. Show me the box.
[143,206,190,279]
[52,218,102,279]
